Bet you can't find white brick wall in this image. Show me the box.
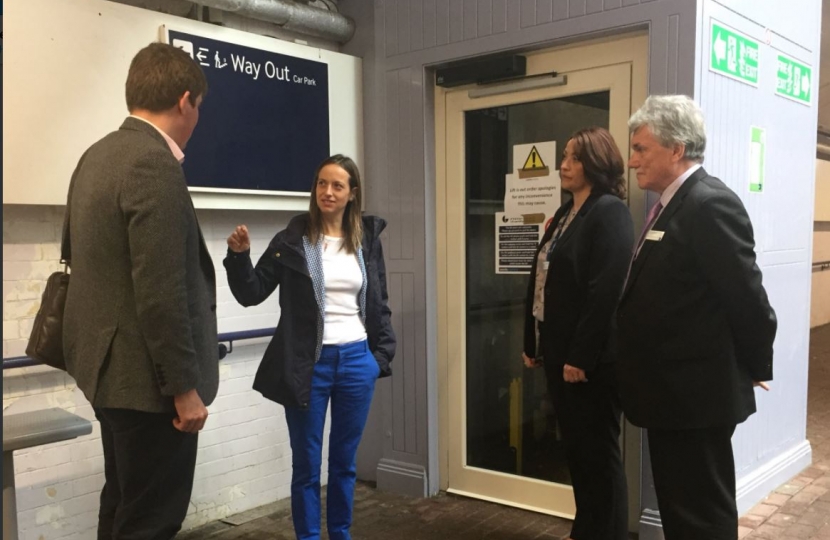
[3,204,330,539]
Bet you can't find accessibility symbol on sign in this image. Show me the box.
[519,145,550,178]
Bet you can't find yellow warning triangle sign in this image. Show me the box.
[522,146,546,170]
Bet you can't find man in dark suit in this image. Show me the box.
[616,95,776,540]
[62,43,219,539]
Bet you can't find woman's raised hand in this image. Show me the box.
[227,225,251,253]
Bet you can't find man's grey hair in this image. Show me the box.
[628,95,706,162]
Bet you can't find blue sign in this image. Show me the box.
[168,30,330,193]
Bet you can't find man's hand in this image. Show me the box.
[227,225,251,253]
[173,389,208,433]
[563,364,587,383]
[754,381,771,391]
[522,352,541,368]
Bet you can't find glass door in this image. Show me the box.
[465,92,610,483]
[440,55,635,517]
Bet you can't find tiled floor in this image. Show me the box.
[179,482,578,540]
[740,323,830,539]
[181,324,830,540]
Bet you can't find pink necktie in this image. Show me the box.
[623,201,663,289]
[634,201,663,258]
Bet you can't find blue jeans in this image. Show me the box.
[284,339,380,540]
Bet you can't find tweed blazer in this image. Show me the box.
[62,117,219,413]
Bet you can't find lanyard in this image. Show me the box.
[545,210,574,262]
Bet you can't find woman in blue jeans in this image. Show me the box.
[224,154,396,540]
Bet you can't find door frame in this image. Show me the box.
[434,32,649,520]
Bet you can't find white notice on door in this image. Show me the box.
[504,171,560,217]
[495,212,545,275]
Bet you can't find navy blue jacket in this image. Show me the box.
[224,213,396,408]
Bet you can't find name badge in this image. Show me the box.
[645,230,665,241]
[542,261,550,271]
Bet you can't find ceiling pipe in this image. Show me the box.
[195,0,355,43]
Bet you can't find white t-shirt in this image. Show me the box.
[321,236,367,345]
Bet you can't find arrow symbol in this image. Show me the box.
[196,47,209,66]
[802,73,811,96]
[714,32,726,63]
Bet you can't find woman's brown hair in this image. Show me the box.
[307,154,364,254]
[569,127,627,199]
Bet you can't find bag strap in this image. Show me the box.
[61,200,71,267]
[62,152,85,268]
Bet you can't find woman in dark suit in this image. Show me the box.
[522,127,634,540]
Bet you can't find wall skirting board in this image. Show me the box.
[377,459,428,498]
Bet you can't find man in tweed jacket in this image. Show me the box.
[62,43,218,539]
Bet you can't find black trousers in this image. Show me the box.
[647,425,738,540]
[95,408,199,540]
[547,362,628,540]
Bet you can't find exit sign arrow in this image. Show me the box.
[709,21,759,87]
[713,32,726,64]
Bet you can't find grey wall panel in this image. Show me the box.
[521,0,536,28]
[647,10,695,98]
[424,0,437,49]
[477,0,493,38]
[390,272,406,452]
[436,1,450,46]
[404,69,420,261]
[411,2,425,52]
[605,0,622,10]
[573,0,589,17]
[553,0,569,20]
[450,0,466,43]
[398,1,411,54]
[384,69,401,258]
[385,268,428,457]
[667,14,680,93]
[464,0,479,40]
[493,0,508,33]
[536,0,553,26]
[380,3,692,73]
[402,272,419,454]
[568,0,587,18]
[385,3,398,56]
[385,67,424,261]
[623,0,640,7]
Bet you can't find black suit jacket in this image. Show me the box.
[616,167,776,429]
[524,193,634,372]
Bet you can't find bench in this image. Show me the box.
[3,408,93,540]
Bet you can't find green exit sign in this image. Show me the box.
[776,54,812,105]
[710,21,759,86]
